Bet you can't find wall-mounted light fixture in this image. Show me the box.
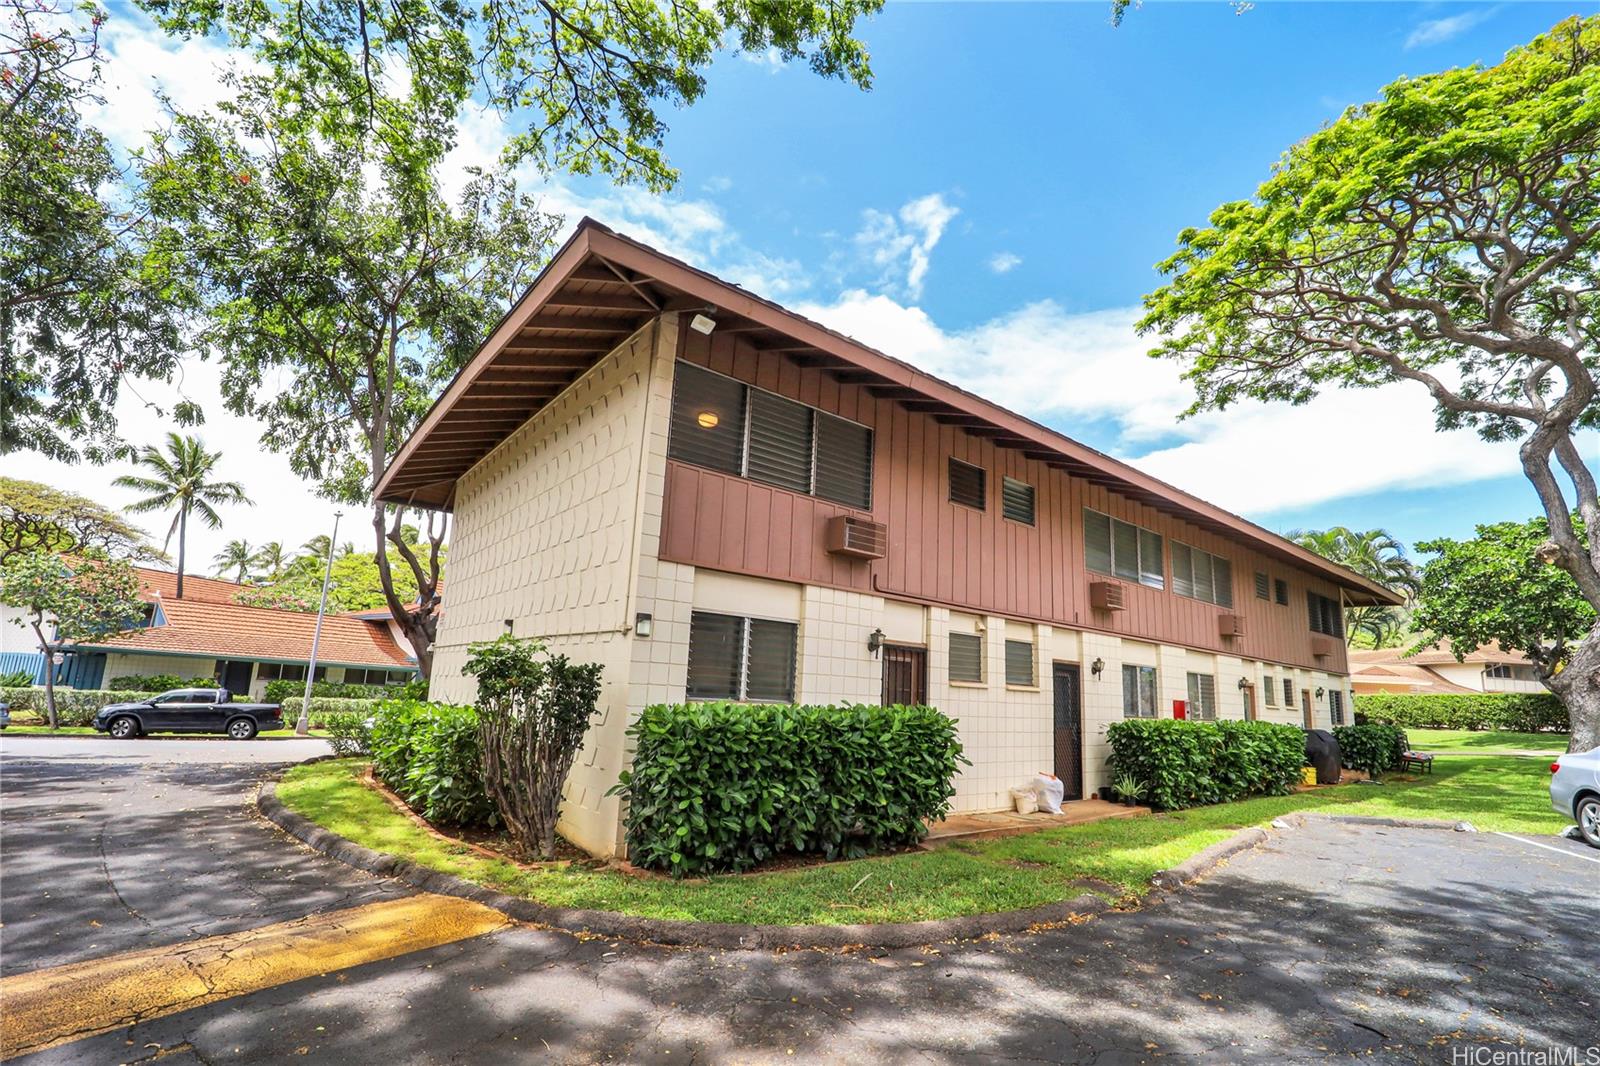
[867,627,885,658]
[634,613,653,638]
[1090,656,1105,679]
[689,312,717,335]
[696,410,720,429]
[1315,686,1325,700]
[504,619,514,634]
[1238,676,1251,691]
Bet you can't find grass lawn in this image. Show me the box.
[277,755,1569,926]
[1406,728,1570,753]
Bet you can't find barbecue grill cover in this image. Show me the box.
[1304,729,1342,784]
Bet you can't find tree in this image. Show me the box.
[212,539,254,582]
[0,477,159,564]
[2,0,188,462]
[0,550,143,727]
[143,73,545,676]
[234,547,433,613]
[1140,17,1600,750]
[1286,527,1420,647]
[251,541,290,581]
[113,433,250,599]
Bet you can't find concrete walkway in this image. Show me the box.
[925,798,1148,844]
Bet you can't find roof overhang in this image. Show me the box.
[376,219,1403,608]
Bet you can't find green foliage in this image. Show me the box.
[0,687,158,725]
[322,711,374,757]
[0,478,162,565]
[369,698,494,827]
[464,635,604,860]
[262,679,406,704]
[614,702,968,877]
[1106,719,1306,812]
[1288,527,1418,645]
[1356,692,1569,734]
[107,674,218,692]
[0,669,33,687]
[278,696,381,725]
[235,549,434,615]
[212,539,255,583]
[1111,774,1145,803]
[1413,517,1595,679]
[1332,724,1407,776]
[113,433,251,598]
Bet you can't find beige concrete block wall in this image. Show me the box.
[102,653,218,685]
[797,586,884,705]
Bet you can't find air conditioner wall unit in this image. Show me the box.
[1089,581,1126,612]
[1218,614,1246,638]
[825,515,887,559]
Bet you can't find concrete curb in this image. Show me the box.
[1148,827,1271,891]
[1286,812,1477,832]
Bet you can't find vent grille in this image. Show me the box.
[825,515,887,559]
[1001,477,1035,525]
[948,458,986,509]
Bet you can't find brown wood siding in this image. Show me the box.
[659,332,1350,674]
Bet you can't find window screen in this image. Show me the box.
[1173,543,1234,607]
[1084,510,1113,575]
[1122,664,1157,718]
[687,611,797,702]
[1112,519,1139,582]
[1263,675,1277,706]
[1283,677,1296,707]
[814,413,873,509]
[1255,572,1270,600]
[1186,672,1217,720]
[1139,529,1165,588]
[746,389,813,494]
[745,619,798,702]
[1308,592,1344,637]
[1329,689,1346,726]
[948,631,983,683]
[1001,477,1036,525]
[668,362,746,474]
[949,459,986,509]
[1004,639,1035,686]
[1084,509,1163,589]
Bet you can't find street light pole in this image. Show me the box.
[297,510,342,736]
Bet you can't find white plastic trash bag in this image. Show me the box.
[1009,787,1039,815]
[1032,772,1065,815]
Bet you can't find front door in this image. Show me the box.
[1052,663,1084,802]
[881,644,927,706]
[1301,689,1314,729]
[1243,683,1257,722]
[218,660,253,697]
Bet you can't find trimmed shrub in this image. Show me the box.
[323,710,374,757]
[1356,692,1567,733]
[369,699,495,827]
[0,687,159,726]
[615,702,968,876]
[1333,723,1407,776]
[263,678,413,703]
[107,674,215,692]
[1106,719,1306,811]
[278,696,380,727]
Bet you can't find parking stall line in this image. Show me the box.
[1492,831,1600,865]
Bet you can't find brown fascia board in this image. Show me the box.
[378,218,1401,607]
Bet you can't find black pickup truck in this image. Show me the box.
[92,688,285,740]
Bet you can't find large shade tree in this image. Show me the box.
[0,477,159,564]
[1141,17,1600,749]
[113,433,251,599]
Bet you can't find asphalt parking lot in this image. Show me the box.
[2,740,1595,1064]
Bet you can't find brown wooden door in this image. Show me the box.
[1052,663,1084,801]
[1301,689,1314,729]
[881,645,927,706]
[1243,683,1257,722]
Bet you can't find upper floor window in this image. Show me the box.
[1308,592,1344,638]
[1001,477,1036,525]
[1254,572,1270,600]
[668,361,873,509]
[686,610,797,703]
[1186,672,1218,720]
[1172,543,1234,608]
[1274,578,1289,606]
[1084,508,1164,589]
[948,458,986,510]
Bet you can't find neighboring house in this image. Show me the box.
[376,219,1401,858]
[0,565,416,697]
[1349,641,1544,696]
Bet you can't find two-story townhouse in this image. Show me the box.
[377,219,1401,858]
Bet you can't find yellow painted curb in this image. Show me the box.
[0,894,511,1060]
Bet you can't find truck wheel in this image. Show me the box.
[226,717,259,741]
[108,716,139,739]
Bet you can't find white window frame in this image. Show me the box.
[1085,508,1165,590]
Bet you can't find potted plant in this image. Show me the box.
[1097,784,1116,802]
[1112,774,1146,807]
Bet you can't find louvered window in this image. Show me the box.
[1308,592,1344,637]
[1001,477,1035,525]
[1263,675,1277,706]
[1084,509,1164,589]
[686,611,797,702]
[1004,639,1035,686]
[949,459,986,509]
[1274,578,1289,606]
[1283,677,1296,707]
[667,361,872,509]
[948,631,984,683]
[1254,572,1270,600]
[1329,689,1346,726]
[1186,672,1217,720]
[1172,543,1234,607]
[1122,664,1157,718]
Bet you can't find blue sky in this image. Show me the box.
[17,0,1596,568]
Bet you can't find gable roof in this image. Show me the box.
[376,218,1402,608]
[1346,656,1475,694]
[132,567,247,605]
[1351,640,1530,668]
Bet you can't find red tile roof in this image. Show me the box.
[132,567,248,606]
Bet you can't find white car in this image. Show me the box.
[1550,745,1600,848]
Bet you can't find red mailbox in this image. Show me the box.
[1172,699,1187,720]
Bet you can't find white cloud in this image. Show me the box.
[988,251,1022,274]
[853,193,959,298]
[1405,7,1497,49]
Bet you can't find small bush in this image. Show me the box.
[369,698,495,827]
[1106,719,1306,811]
[615,701,968,876]
[0,669,35,687]
[1333,723,1407,776]
[0,687,159,725]
[1355,692,1567,733]
[107,674,216,692]
[263,678,413,703]
[323,710,374,757]
[278,696,380,727]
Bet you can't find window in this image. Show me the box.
[686,611,798,702]
[344,668,411,686]
[1004,639,1035,686]
[1001,477,1036,525]
[1254,572,1270,600]
[1186,672,1217,720]
[1084,509,1164,589]
[668,361,873,509]
[949,458,986,510]
[1308,592,1344,638]
[256,663,324,683]
[948,631,984,683]
[1122,664,1158,718]
[1274,578,1289,606]
[1171,543,1234,607]
[1263,675,1277,706]
[1283,677,1296,708]
[1329,689,1346,726]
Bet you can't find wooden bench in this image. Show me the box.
[1397,732,1434,774]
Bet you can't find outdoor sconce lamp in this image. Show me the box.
[1315,686,1326,700]
[867,628,885,657]
[1090,657,1105,679]
[635,613,653,638]
[1238,676,1251,691]
[503,618,514,634]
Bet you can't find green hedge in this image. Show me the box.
[1355,692,1567,733]
[263,678,421,703]
[322,711,374,757]
[0,687,159,725]
[107,674,216,692]
[615,702,968,876]
[1106,719,1306,811]
[1332,723,1407,776]
[278,696,381,726]
[369,699,495,827]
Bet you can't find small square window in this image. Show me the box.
[1274,578,1289,606]
[1004,639,1035,686]
[948,631,984,683]
[948,458,986,510]
[1001,477,1035,525]
[1254,572,1270,600]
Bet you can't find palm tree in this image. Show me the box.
[1287,526,1421,646]
[213,539,255,583]
[301,534,332,559]
[252,541,290,581]
[114,434,252,599]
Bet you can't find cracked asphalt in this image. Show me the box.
[3,737,1596,1065]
